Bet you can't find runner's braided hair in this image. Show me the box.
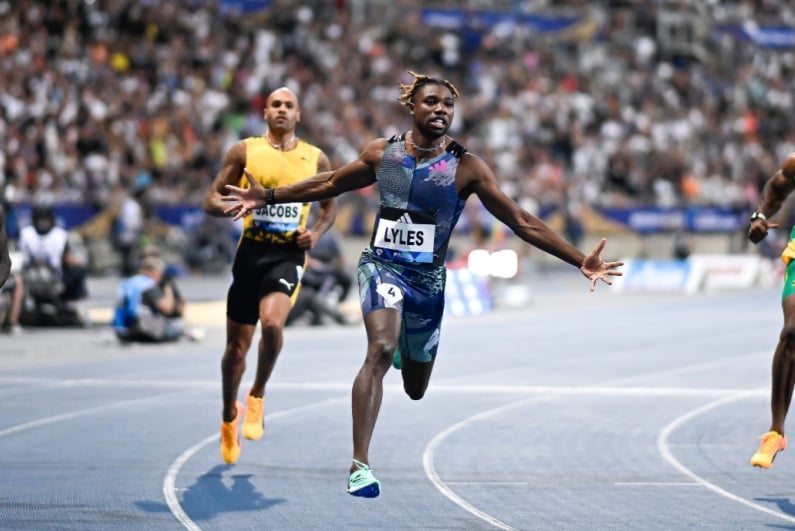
[397,71,460,106]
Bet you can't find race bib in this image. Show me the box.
[372,207,435,264]
[376,282,403,308]
[252,203,302,233]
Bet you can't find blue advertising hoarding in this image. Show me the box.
[5,203,748,240]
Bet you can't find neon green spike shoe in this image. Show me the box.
[347,459,381,498]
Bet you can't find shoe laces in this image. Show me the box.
[350,459,372,479]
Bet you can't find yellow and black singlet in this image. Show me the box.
[239,136,321,250]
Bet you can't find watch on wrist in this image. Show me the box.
[266,187,275,205]
[750,211,767,222]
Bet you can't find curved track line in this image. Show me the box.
[163,396,349,531]
[657,392,795,524]
[423,397,547,531]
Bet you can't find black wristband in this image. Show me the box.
[266,188,275,205]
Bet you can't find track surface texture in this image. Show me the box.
[0,270,789,530]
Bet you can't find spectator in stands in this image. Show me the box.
[7,0,795,293]
[0,205,10,287]
[3,0,794,222]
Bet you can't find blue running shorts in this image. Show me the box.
[357,248,446,363]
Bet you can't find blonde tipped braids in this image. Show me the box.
[397,70,460,107]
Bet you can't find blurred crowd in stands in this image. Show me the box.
[2,0,795,245]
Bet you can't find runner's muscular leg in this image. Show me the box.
[770,295,795,434]
[351,308,401,471]
[249,291,293,397]
[222,318,256,422]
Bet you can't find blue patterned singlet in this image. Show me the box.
[357,134,468,363]
[368,134,468,267]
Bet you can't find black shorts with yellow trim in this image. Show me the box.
[227,238,306,325]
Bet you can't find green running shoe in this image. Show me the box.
[347,459,381,498]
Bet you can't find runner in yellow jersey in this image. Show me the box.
[204,87,336,464]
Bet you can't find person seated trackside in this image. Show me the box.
[112,255,200,343]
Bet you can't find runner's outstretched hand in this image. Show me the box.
[579,238,624,292]
[748,218,779,244]
[223,168,266,221]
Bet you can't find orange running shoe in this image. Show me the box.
[242,393,264,441]
[751,431,786,468]
[220,400,244,464]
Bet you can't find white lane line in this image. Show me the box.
[423,397,543,531]
[446,482,529,486]
[613,482,699,486]
[163,435,212,531]
[0,391,187,439]
[163,396,348,531]
[0,376,768,397]
[657,392,795,523]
